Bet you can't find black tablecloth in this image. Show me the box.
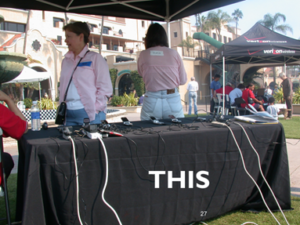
[16,118,291,225]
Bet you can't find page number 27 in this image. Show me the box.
[200,211,207,217]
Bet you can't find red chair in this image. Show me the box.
[0,128,12,225]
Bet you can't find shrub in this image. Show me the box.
[109,69,118,95]
[293,88,300,104]
[111,93,138,106]
[130,70,145,97]
[37,98,55,110]
[123,92,138,106]
[111,96,125,106]
[24,98,32,108]
[273,87,284,103]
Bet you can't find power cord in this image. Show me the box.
[97,136,123,225]
[64,135,84,225]
[234,122,290,225]
[216,122,284,225]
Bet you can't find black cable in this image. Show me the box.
[157,132,167,169]
[123,136,154,183]
[50,137,68,180]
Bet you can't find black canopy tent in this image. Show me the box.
[211,23,300,65]
[1,0,243,46]
[210,22,300,114]
[0,0,243,22]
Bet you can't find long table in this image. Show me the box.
[16,118,291,225]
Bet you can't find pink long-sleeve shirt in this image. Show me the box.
[59,46,112,121]
[137,46,187,92]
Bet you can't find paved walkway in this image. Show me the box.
[3,104,300,197]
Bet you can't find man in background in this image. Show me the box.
[279,73,293,119]
[210,74,221,113]
[229,83,245,105]
[216,82,233,95]
[186,77,199,115]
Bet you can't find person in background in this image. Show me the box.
[267,97,280,120]
[138,94,145,106]
[216,82,233,95]
[59,22,112,125]
[279,73,293,119]
[210,74,221,113]
[264,86,273,96]
[241,83,265,111]
[137,23,187,120]
[273,84,279,94]
[229,83,245,105]
[187,77,199,115]
[0,90,28,180]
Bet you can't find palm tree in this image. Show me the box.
[195,13,209,32]
[232,9,243,38]
[258,13,293,35]
[259,13,293,83]
[178,36,198,57]
[206,9,233,41]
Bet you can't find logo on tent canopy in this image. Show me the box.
[263,49,296,55]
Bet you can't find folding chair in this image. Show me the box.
[234,97,247,116]
[0,128,12,225]
[216,94,231,115]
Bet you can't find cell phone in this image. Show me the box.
[150,116,165,125]
[150,116,157,121]
[121,117,132,126]
[169,115,181,123]
[121,117,129,122]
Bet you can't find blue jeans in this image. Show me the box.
[188,91,197,115]
[66,108,106,126]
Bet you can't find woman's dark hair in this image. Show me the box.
[237,83,245,89]
[246,83,254,88]
[63,22,90,44]
[145,23,168,49]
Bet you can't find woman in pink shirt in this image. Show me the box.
[59,22,112,125]
[138,23,187,120]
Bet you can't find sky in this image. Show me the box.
[190,0,300,40]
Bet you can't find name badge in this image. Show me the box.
[150,51,164,56]
[78,61,92,67]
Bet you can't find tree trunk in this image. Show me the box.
[19,84,23,100]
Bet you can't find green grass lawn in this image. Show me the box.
[278,116,300,139]
[1,174,299,225]
[185,114,300,139]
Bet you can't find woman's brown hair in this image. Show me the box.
[63,22,90,44]
[144,23,168,49]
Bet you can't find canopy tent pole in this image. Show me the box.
[210,64,212,97]
[39,82,41,102]
[165,0,171,47]
[222,57,225,115]
[167,22,171,47]
[284,63,287,76]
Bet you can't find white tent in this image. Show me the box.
[4,66,53,101]
[5,66,51,83]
